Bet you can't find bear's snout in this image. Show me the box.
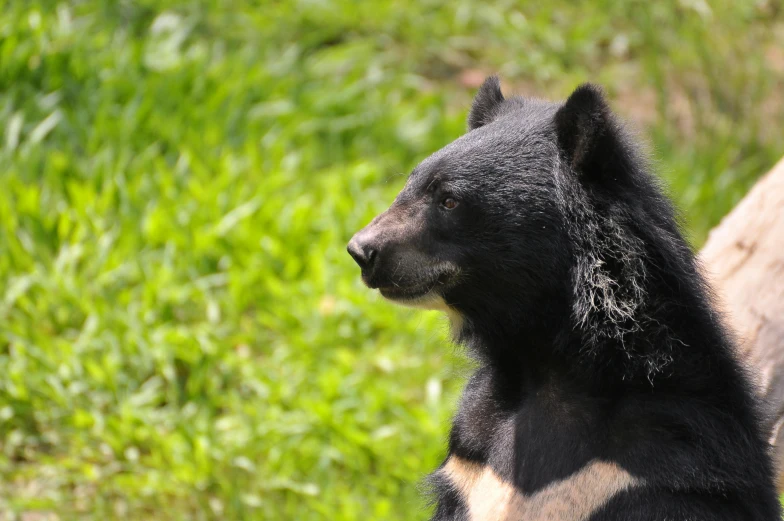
[347,232,378,273]
[347,206,406,286]
[348,201,457,302]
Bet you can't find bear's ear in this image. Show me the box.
[554,83,617,180]
[468,76,505,131]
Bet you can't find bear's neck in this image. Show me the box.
[452,265,732,392]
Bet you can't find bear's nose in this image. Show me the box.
[347,235,377,270]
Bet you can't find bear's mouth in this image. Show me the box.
[376,270,456,302]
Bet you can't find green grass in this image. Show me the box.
[0,1,782,519]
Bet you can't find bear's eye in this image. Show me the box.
[441,197,458,210]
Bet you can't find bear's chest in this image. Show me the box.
[437,455,638,521]
[451,369,605,487]
[438,369,639,520]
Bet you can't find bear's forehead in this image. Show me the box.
[407,104,559,188]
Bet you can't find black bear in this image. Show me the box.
[347,77,781,520]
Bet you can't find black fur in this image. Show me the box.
[348,80,780,520]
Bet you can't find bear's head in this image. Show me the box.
[349,77,692,374]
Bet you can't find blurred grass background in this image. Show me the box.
[0,0,783,519]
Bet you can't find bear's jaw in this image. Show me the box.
[374,260,458,302]
[380,289,464,336]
